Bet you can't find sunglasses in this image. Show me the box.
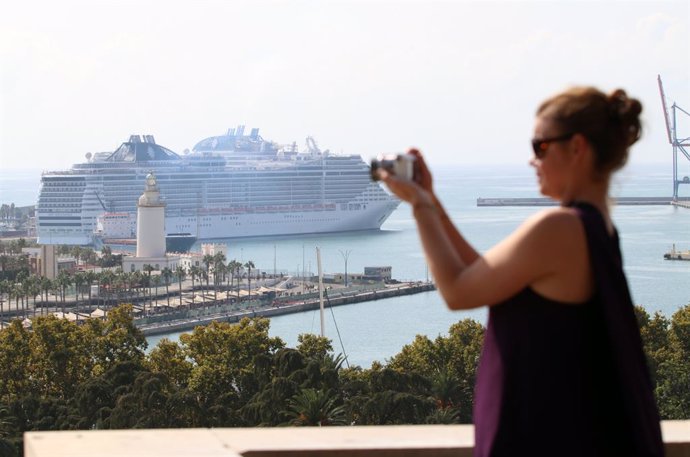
[531,133,575,159]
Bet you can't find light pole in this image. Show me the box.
[339,249,352,287]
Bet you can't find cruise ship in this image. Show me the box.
[36,127,400,245]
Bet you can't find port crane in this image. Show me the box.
[658,75,690,200]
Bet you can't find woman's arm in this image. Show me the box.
[382,168,588,310]
[408,150,479,264]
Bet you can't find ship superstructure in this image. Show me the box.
[36,128,400,245]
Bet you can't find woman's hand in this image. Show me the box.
[378,176,433,210]
[377,148,435,208]
[408,149,434,193]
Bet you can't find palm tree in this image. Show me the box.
[28,276,40,319]
[198,269,207,305]
[85,270,97,308]
[74,272,85,321]
[212,252,226,302]
[227,260,241,302]
[16,271,27,317]
[0,279,9,328]
[245,260,255,302]
[56,271,72,315]
[161,267,173,307]
[143,264,155,312]
[175,265,186,308]
[151,274,161,311]
[99,269,115,310]
[284,388,347,426]
[189,266,201,306]
[202,254,214,298]
[40,276,51,316]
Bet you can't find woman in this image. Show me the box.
[379,87,664,456]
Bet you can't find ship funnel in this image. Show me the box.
[129,135,142,143]
[144,135,156,144]
[236,125,245,137]
[250,128,259,139]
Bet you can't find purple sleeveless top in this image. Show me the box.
[473,202,663,456]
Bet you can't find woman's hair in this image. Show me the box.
[537,87,643,174]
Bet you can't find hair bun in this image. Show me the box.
[608,89,642,146]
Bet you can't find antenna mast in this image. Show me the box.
[316,247,325,337]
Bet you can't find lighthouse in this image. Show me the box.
[122,169,182,275]
[136,173,166,258]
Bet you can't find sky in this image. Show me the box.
[0,0,688,171]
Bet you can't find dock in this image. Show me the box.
[477,196,690,207]
[672,200,690,209]
[137,282,436,336]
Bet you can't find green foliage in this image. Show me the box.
[0,301,687,455]
[284,388,347,426]
[635,305,690,419]
[296,333,333,359]
[387,319,484,422]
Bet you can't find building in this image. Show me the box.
[21,246,77,279]
[364,266,392,281]
[201,243,228,258]
[121,174,180,273]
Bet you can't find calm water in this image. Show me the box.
[2,163,689,367]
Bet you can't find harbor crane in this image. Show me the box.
[658,75,690,200]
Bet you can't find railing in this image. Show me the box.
[25,421,690,457]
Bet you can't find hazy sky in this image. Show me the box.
[0,0,688,171]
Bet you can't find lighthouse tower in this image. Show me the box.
[136,173,166,258]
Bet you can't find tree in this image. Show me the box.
[180,318,284,413]
[0,321,31,401]
[175,265,186,307]
[189,266,201,306]
[386,319,484,423]
[161,267,173,308]
[202,254,214,297]
[227,260,242,302]
[0,280,10,328]
[27,276,40,319]
[151,275,161,312]
[244,261,255,302]
[84,271,97,308]
[40,277,52,317]
[284,388,347,426]
[653,305,690,419]
[73,272,86,321]
[81,304,147,376]
[147,338,192,389]
[28,314,91,398]
[296,334,334,360]
[142,264,154,310]
[212,253,226,302]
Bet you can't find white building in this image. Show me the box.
[122,173,180,273]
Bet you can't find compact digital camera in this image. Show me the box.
[370,153,417,182]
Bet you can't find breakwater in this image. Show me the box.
[137,282,436,336]
[477,196,690,207]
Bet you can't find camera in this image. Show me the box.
[370,153,417,182]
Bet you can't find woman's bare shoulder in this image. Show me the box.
[521,207,583,240]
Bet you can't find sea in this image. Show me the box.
[2,162,689,368]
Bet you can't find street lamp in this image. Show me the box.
[339,249,352,287]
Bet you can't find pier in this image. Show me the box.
[477,196,690,207]
[137,282,436,336]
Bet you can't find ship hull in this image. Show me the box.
[36,132,400,246]
[38,201,399,245]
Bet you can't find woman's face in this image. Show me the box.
[530,116,576,200]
